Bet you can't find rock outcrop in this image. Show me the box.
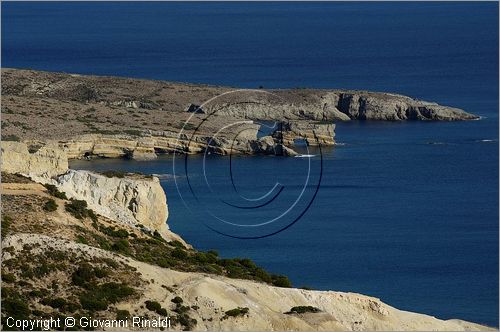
[202,90,478,122]
[334,91,479,121]
[274,121,335,146]
[0,141,179,242]
[0,141,68,177]
[53,170,172,239]
[57,127,308,159]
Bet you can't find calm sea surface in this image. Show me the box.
[3,2,498,326]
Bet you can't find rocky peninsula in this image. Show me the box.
[2,68,478,160]
[1,68,488,331]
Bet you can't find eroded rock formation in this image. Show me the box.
[1,141,68,177]
[54,170,170,238]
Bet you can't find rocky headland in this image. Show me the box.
[1,68,478,160]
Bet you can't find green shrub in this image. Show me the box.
[171,296,183,304]
[207,250,219,257]
[43,198,58,212]
[101,170,126,178]
[93,234,112,250]
[223,307,249,319]
[65,199,97,222]
[41,297,67,309]
[76,235,89,245]
[79,295,108,311]
[173,304,190,314]
[145,300,168,316]
[2,296,30,319]
[101,226,129,238]
[112,239,131,255]
[145,300,162,312]
[71,263,95,286]
[2,215,13,237]
[94,267,109,278]
[79,282,134,311]
[33,263,50,278]
[153,230,163,239]
[169,240,186,249]
[172,247,188,260]
[3,134,20,142]
[157,308,168,316]
[65,199,88,219]
[271,275,292,288]
[116,309,130,320]
[62,301,81,313]
[2,273,16,283]
[254,268,272,284]
[238,258,257,269]
[44,184,67,199]
[176,313,197,330]
[285,306,321,314]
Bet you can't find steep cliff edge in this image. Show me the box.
[202,90,478,122]
[53,170,174,241]
[1,141,180,242]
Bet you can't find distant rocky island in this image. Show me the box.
[1,68,488,331]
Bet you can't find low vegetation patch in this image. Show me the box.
[73,221,292,288]
[79,282,135,311]
[43,198,58,212]
[1,172,32,183]
[169,298,197,330]
[100,170,126,178]
[2,215,13,237]
[65,199,98,222]
[43,184,67,200]
[116,309,130,321]
[1,245,141,325]
[145,300,168,316]
[285,306,321,314]
[223,307,249,319]
[2,134,20,142]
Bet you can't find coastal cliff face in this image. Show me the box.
[206,90,478,122]
[334,91,477,121]
[1,141,68,177]
[54,170,172,240]
[56,122,317,159]
[1,141,179,242]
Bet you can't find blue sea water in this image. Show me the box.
[3,2,498,327]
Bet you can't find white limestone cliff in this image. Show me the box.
[1,141,68,177]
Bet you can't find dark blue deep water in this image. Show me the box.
[3,2,498,327]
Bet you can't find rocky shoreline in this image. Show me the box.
[2,68,478,160]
